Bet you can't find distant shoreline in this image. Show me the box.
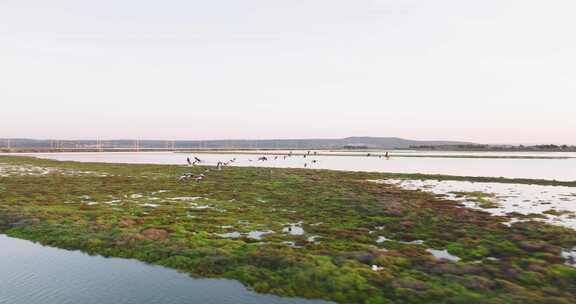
[1,148,573,160]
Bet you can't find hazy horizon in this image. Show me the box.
[2,1,575,144]
[2,136,575,147]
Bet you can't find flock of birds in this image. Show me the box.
[250,150,321,168]
[177,151,391,183]
[178,156,238,182]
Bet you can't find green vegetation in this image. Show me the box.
[1,155,576,304]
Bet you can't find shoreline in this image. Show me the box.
[1,149,575,160]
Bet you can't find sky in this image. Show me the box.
[1,0,575,144]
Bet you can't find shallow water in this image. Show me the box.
[426,249,461,262]
[373,179,576,229]
[219,150,576,158]
[0,235,329,304]
[19,151,576,181]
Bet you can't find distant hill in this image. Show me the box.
[338,137,473,149]
[0,137,473,150]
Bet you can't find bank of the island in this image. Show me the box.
[0,155,575,304]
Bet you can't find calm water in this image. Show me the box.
[0,235,328,304]
[25,151,576,181]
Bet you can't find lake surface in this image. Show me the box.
[23,151,576,181]
[0,235,328,304]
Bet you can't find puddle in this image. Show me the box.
[141,203,159,208]
[282,241,303,248]
[218,232,242,238]
[562,248,576,267]
[247,230,274,240]
[307,235,321,243]
[426,249,461,262]
[190,203,212,210]
[400,240,424,245]
[376,236,390,243]
[171,197,202,201]
[283,223,305,235]
[218,230,274,240]
[152,190,170,194]
[376,236,424,245]
[371,265,384,272]
[0,163,107,177]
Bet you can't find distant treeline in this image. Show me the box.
[409,144,576,152]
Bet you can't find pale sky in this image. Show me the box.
[1,1,575,144]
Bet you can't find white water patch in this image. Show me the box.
[217,231,274,240]
[189,202,215,210]
[0,163,107,177]
[247,230,274,240]
[151,190,170,194]
[307,235,321,243]
[562,248,576,267]
[218,232,242,238]
[376,236,390,243]
[370,179,576,230]
[282,241,303,248]
[376,236,424,245]
[426,249,461,262]
[283,222,305,236]
[401,240,425,245]
[371,265,384,272]
[141,203,159,208]
[170,197,203,201]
